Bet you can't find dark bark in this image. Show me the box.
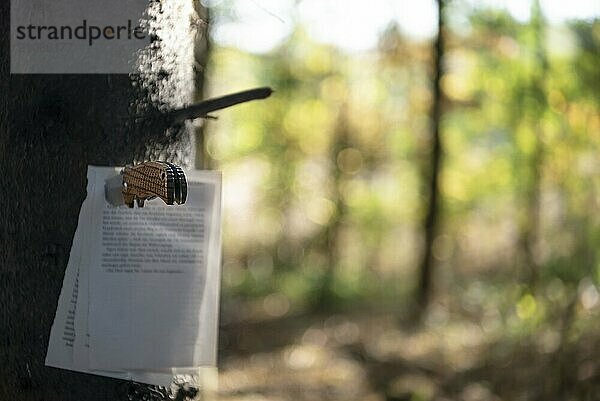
[417,0,445,310]
[0,3,208,401]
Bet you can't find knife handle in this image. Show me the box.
[121,161,187,208]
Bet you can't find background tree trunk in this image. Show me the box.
[416,0,445,311]
[312,103,352,311]
[0,2,209,400]
[520,0,548,288]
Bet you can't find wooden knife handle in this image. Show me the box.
[121,161,187,208]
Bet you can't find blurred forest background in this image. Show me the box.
[196,1,600,400]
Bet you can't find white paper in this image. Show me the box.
[45,173,92,369]
[46,166,222,387]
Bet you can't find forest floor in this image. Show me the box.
[215,303,600,401]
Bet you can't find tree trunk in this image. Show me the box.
[312,103,352,311]
[416,0,445,310]
[0,2,208,400]
[193,3,212,170]
[520,0,548,288]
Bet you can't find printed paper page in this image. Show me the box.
[45,170,94,369]
[87,167,221,370]
[46,166,222,386]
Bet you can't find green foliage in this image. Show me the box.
[206,5,600,317]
